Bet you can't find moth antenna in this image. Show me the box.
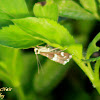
[37,46,43,48]
[59,48,67,52]
[36,54,43,74]
[63,48,67,51]
[49,48,58,52]
[38,57,44,73]
[36,54,40,74]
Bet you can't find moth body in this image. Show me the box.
[34,46,72,65]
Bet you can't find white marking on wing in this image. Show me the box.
[51,54,58,61]
[61,52,64,56]
[67,59,70,62]
[63,58,70,65]
[63,61,68,65]
[69,55,72,59]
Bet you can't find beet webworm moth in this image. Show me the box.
[34,46,72,65]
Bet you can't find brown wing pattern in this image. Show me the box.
[40,52,72,65]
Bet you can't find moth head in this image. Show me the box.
[34,48,40,54]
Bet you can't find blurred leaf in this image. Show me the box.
[13,17,75,48]
[76,92,91,100]
[80,0,97,14]
[0,46,22,78]
[0,46,24,87]
[0,46,27,100]
[53,0,95,20]
[33,59,70,94]
[33,2,59,21]
[59,20,73,34]
[25,0,35,15]
[0,69,11,83]
[0,0,30,20]
[76,20,96,35]
[0,25,42,48]
[21,53,38,92]
[75,20,96,45]
[86,33,100,59]
[0,45,38,99]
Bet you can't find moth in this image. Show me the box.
[34,46,72,65]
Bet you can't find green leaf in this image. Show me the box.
[82,56,100,62]
[53,0,95,20]
[0,9,11,20]
[74,20,96,46]
[0,19,13,28]
[80,0,100,20]
[13,17,75,48]
[33,2,59,21]
[0,0,30,20]
[0,25,42,48]
[67,44,83,59]
[80,0,97,14]
[33,59,70,94]
[46,0,53,3]
[86,33,100,59]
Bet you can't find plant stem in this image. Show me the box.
[96,87,100,94]
[73,56,94,82]
[87,63,94,76]
[93,60,100,94]
[94,60,100,81]
[94,12,100,21]
[92,80,100,94]
[73,56,100,94]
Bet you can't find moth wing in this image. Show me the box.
[40,52,54,59]
[40,52,72,65]
[55,52,72,65]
